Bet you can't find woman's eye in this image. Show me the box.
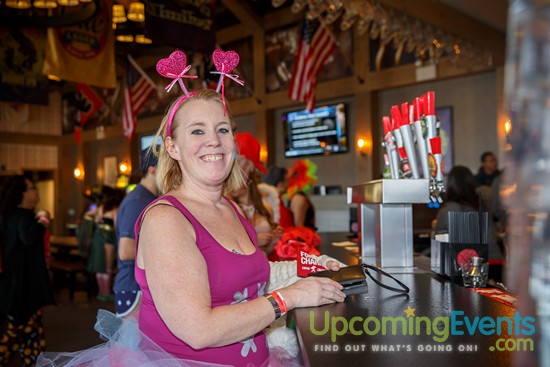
[218,127,230,134]
[191,129,204,135]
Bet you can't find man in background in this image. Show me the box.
[475,151,501,188]
[113,148,159,318]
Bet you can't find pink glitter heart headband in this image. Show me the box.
[156,49,245,138]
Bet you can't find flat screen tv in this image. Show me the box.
[140,134,162,151]
[283,103,348,157]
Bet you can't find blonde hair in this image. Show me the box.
[151,89,246,194]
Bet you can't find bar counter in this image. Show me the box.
[292,233,525,366]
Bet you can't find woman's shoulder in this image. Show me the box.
[290,192,308,203]
[142,196,181,218]
[10,207,35,222]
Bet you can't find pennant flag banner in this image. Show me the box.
[288,15,336,112]
[122,55,156,140]
[0,28,49,105]
[144,0,215,54]
[73,83,106,144]
[43,0,116,89]
[76,83,104,124]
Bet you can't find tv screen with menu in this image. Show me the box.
[282,103,348,157]
[140,134,162,151]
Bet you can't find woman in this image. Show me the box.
[231,132,284,257]
[0,175,55,366]
[261,165,294,228]
[287,159,317,229]
[231,170,283,257]
[86,186,124,302]
[134,89,345,366]
[434,165,479,234]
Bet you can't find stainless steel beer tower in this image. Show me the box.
[348,179,430,271]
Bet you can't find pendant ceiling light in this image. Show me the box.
[58,0,80,6]
[5,0,32,9]
[112,4,127,23]
[135,34,152,44]
[33,0,57,8]
[127,2,144,22]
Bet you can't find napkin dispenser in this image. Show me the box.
[431,237,488,281]
[431,211,489,281]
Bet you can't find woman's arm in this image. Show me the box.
[138,204,345,349]
[290,194,308,227]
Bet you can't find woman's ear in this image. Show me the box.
[165,137,180,160]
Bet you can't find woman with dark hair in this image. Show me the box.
[434,165,479,234]
[87,186,125,302]
[261,165,294,228]
[0,175,55,366]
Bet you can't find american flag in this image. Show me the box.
[122,55,157,139]
[288,16,336,112]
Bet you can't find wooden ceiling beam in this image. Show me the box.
[220,0,263,34]
[263,7,302,31]
[378,0,506,66]
[216,23,250,45]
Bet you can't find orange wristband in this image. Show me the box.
[271,291,287,315]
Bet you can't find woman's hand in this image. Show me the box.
[271,225,284,244]
[278,277,346,310]
[325,259,342,271]
[36,209,51,228]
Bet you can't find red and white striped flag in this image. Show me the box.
[122,55,156,140]
[288,15,336,112]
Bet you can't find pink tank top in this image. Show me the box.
[135,195,270,367]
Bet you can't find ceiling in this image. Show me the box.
[214,0,509,34]
[439,0,508,33]
[0,0,508,45]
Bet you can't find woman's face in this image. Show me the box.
[170,99,235,188]
[21,179,39,209]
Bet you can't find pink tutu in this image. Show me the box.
[37,310,302,367]
[37,310,229,367]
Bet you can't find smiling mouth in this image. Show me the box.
[202,154,223,162]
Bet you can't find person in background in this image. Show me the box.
[133,89,344,365]
[434,165,479,234]
[0,175,55,366]
[474,151,501,188]
[287,159,317,229]
[232,132,284,257]
[113,148,159,318]
[86,187,124,302]
[435,165,504,278]
[261,165,294,228]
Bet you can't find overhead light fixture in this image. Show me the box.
[135,34,152,44]
[6,0,32,9]
[47,74,62,81]
[58,0,80,6]
[127,2,145,22]
[112,4,127,23]
[116,34,133,42]
[33,0,57,8]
